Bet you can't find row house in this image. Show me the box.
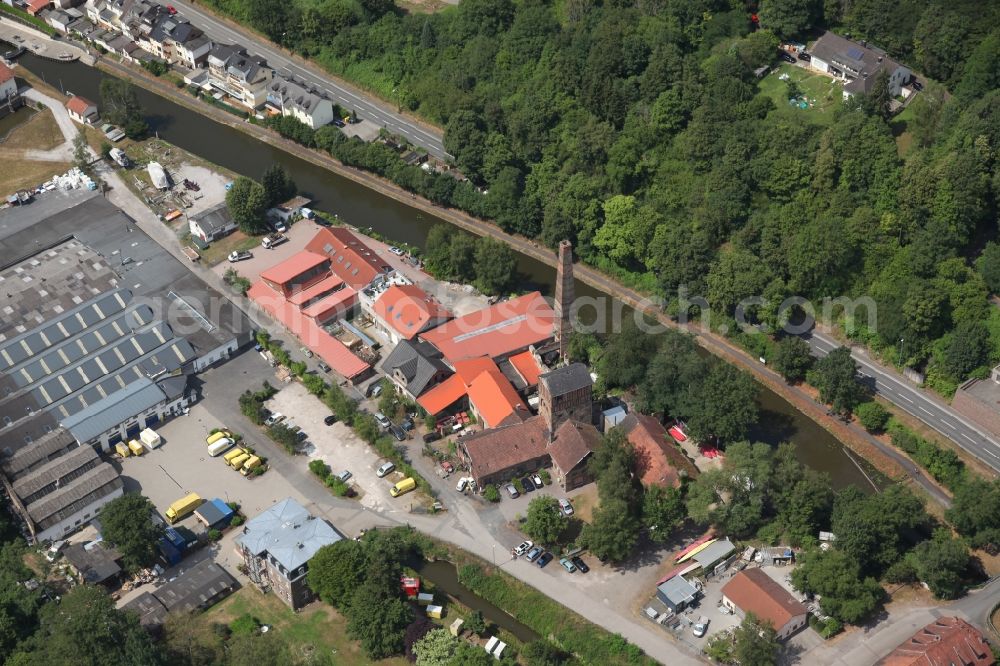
[206,43,272,108]
[267,77,334,129]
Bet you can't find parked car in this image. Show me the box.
[376,461,395,478]
[264,412,284,427]
[559,557,577,573]
[780,52,796,63]
[367,382,384,398]
[45,540,67,562]
[692,616,709,638]
[166,4,177,13]
[423,431,441,443]
[295,431,308,442]
[261,233,287,249]
[912,80,924,91]
[272,219,288,233]
[531,473,543,487]
[504,483,520,499]
[333,119,345,127]
[324,414,338,426]
[227,250,252,262]
[375,412,391,429]
[337,470,352,482]
[317,361,331,373]
[300,346,313,358]
[798,51,811,61]
[390,424,406,441]
[389,246,404,256]
[514,540,533,556]
[536,552,554,568]
[571,556,589,573]
[525,546,542,562]
[456,476,471,492]
[401,416,415,431]
[558,498,574,516]
[520,476,535,492]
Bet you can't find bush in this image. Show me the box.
[325,476,350,496]
[229,613,260,635]
[855,401,890,433]
[230,515,245,527]
[207,528,222,541]
[887,421,967,490]
[309,459,331,479]
[483,485,501,503]
[538,469,551,485]
[512,478,525,495]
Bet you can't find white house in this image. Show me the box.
[268,77,334,129]
[188,202,237,243]
[66,95,99,125]
[0,62,17,103]
[807,31,911,100]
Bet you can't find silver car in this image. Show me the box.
[376,461,395,478]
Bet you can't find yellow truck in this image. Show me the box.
[114,442,130,458]
[127,440,145,456]
[390,477,416,497]
[165,493,202,524]
[222,447,246,466]
[206,430,231,446]
[229,452,251,470]
[240,455,262,476]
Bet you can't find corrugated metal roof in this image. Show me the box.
[27,463,122,527]
[60,377,166,443]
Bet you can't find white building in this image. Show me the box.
[0,62,17,102]
[807,31,911,99]
[268,77,334,129]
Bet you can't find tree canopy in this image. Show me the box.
[97,493,164,573]
[225,177,269,234]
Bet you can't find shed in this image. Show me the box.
[449,618,464,637]
[417,592,434,605]
[655,574,699,612]
[63,541,122,585]
[692,537,736,572]
[602,405,627,432]
[426,604,443,619]
[188,203,237,243]
[194,498,235,529]
[757,546,794,565]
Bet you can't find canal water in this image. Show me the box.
[10,49,877,489]
[417,560,540,643]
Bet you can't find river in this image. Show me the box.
[9,49,878,490]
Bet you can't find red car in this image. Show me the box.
[166,4,177,14]
[441,461,454,474]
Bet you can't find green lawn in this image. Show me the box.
[204,587,410,665]
[758,63,843,126]
[199,231,261,266]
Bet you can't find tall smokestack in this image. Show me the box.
[554,240,574,361]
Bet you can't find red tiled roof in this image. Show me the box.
[461,417,549,482]
[721,569,807,632]
[508,350,542,387]
[880,617,994,666]
[420,292,555,362]
[374,284,451,340]
[452,356,499,386]
[467,367,527,429]
[26,0,48,13]
[622,414,699,488]
[301,286,357,319]
[286,274,344,306]
[0,63,14,85]
[305,227,391,289]
[259,251,328,287]
[549,419,600,475]
[65,95,96,115]
[417,374,467,415]
[248,281,369,379]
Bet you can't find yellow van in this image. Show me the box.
[165,493,202,524]
[229,452,250,470]
[127,440,144,456]
[115,442,130,458]
[390,477,416,497]
[222,447,246,465]
[206,430,231,446]
[240,455,262,476]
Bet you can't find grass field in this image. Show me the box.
[758,63,843,125]
[204,587,410,665]
[1,109,64,152]
[199,231,261,266]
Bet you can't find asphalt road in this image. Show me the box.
[170,0,450,159]
[804,331,1000,474]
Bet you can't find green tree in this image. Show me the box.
[463,610,486,636]
[831,485,925,575]
[99,79,147,138]
[773,336,814,382]
[945,478,1000,552]
[261,164,296,208]
[346,578,412,659]
[72,129,90,174]
[162,612,225,666]
[473,236,517,295]
[307,539,368,608]
[449,232,478,283]
[97,494,163,573]
[524,496,568,545]
[521,640,570,666]
[855,402,890,433]
[707,248,774,317]
[580,497,639,563]
[226,177,269,234]
[424,225,455,278]
[642,485,686,543]
[942,321,990,380]
[732,612,780,666]
[13,585,163,665]
[414,628,459,666]
[684,364,759,444]
[810,347,865,417]
[759,0,820,38]
[910,530,969,599]
[791,549,883,624]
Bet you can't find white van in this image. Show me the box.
[207,438,234,457]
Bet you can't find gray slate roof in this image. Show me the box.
[60,377,166,444]
[63,541,121,584]
[190,202,234,234]
[657,574,698,605]
[692,538,736,570]
[539,362,592,396]
[809,31,904,95]
[152,560,237,612]
[236,498,342,572]
[382,339,447,397]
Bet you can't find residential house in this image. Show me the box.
[808,31,911,99]
[188,202,236,243]
[721,569,809,640]
[381,339,450,401]
[235,498,342,609]
[66,95,99,125]
[270,195,311,223]
[26,0,49,15]
[0,63,17,103]
[372,284,452,344]
[877,616,994,666]
[304,227,393,290]
[206,43,271,109]
[144,15,210,68]
[45,8,75,32]
[267,77,334,129]
[618,413,698,488]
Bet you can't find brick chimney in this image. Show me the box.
[554,240,574,361]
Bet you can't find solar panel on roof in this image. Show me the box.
[846,46,864,60]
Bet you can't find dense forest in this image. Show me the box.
[209,0,1000,394]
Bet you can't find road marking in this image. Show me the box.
[918,406,932,415]
[987,449,1000,459]
[942,419,958,429]
[897,394,912,403]
[962,434,976,443]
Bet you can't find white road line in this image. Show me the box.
[897,394,913,403]
[962,433,977,443]
[918,406,932,415]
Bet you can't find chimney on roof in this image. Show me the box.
[554,240,574,362]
